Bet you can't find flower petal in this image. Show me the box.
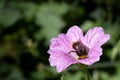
[49,52,77,73]
[49,34,72,53]
[83,27,110,48]
[67,25,83,43]
[48,33,77,72]
[78,56,100,65]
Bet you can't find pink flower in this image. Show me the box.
[47,25,110,73]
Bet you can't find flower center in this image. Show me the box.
[70,41,89,60]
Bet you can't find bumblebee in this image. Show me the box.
[68,41,89,60]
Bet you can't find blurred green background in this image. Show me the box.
[0,0,120,80]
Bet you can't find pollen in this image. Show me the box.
[78,55,88,60]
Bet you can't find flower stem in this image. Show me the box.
[83,67,90,80]
[61,71,65,80]
[78,64,91,80]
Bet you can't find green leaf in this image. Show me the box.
[31,69,46,80]
[38,2,69,16]
[92,70,99,80]
[35,2,69,45]
[81,20,95,31]
[0,7,22,27]
[8,66,24,80]
[90,8,105,21]
[0,0,5,10]
[16,2,37,21]
[104,20,120,45]
[111,40,120,60]
[110,64,120,80]
[0,64,24,80]
[100,72,109,80]
[64,72,83,80]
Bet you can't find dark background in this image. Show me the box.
[0,0,120,80]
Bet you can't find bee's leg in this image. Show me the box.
[68,51,76,54]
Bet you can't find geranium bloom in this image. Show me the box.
[48,26,110,73]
